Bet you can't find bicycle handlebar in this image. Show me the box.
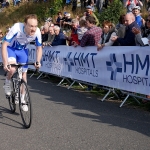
[2,62,39,74]
[10,62,35,67]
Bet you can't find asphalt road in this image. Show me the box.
[0,68,150,150]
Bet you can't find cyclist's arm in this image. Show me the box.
[35,28,42,66]
[36,46,42,64]
[1,41,10,68]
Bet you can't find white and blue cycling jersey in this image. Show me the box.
[4,23,42,72]
[4,22,42,49]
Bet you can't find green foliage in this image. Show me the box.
[0,0,64,30]
[96,0,125,25]
[36,0,63,22]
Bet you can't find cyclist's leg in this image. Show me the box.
[15,49,28,82]
[3,47,17,95]
[15,49,28,111]
[6,47,17,79]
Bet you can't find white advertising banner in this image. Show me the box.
[1,45,150,95]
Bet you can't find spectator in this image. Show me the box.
[55,12,63,27]
[132,15,150,46]
[51,26,66,46]
[83,0,88,7]
[42,24,49,42]
[86,5,99,26]
[96,0,104,13]
[76,15,102,91]
[97,21,117,50]
[88,0,95,11]
[132,6,143,28]
[80,15,102,47]
[60,12,68,29]
[116,14,126,38]
[147,7,150,16]
[72,0,77,11]
[43,26,55,47]
[147,0,150,10]
[80,11,87,21]
[40,26,45,42]
[45,17,53,27]
[66,19,79,46]
[62,13,72,31]
[2,0,9,8]
[77,19,88,43]
[111,12,140,46]
[125,0,143,13]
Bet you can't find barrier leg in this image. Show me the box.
[37,72,43,79]
[119,94,130,107]
[40,74,51,80]
[68,81,75,89]
[132,96,140,104]
[30,73,35,78]
[101,89,111,102]
[79,83,84,89]
[57,77,65,86]
[66,78,71,84]
[112,88,120,99]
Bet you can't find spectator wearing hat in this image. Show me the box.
[63,13,72,31]
[125,0,143,13]
[60,12,68,29]
[132,6,144,28]
[86,5,99,26]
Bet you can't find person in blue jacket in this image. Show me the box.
[111,12,140,46]
[51,26,66,46]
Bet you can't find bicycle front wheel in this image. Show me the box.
[8,78,16,113]
[19,79,32,128]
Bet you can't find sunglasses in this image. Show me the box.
[146,19,150,22]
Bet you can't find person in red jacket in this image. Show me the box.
[66,19,80,46]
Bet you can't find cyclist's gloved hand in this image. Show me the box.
[4,64,11,72]
[34,62,41,69]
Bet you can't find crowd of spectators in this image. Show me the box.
[36,1,150,92]
[39,1,150,49]
[0,1,150,94]
[1,0,150,48]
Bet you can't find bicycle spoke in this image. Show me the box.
[19,80,32,128]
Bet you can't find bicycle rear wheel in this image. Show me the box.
[19,79,32,128]
[7,79,16,113]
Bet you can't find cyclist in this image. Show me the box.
[1,14,42,111]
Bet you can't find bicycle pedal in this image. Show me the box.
[15,100,19,104]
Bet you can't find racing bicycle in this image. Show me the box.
[5,62,37,128]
